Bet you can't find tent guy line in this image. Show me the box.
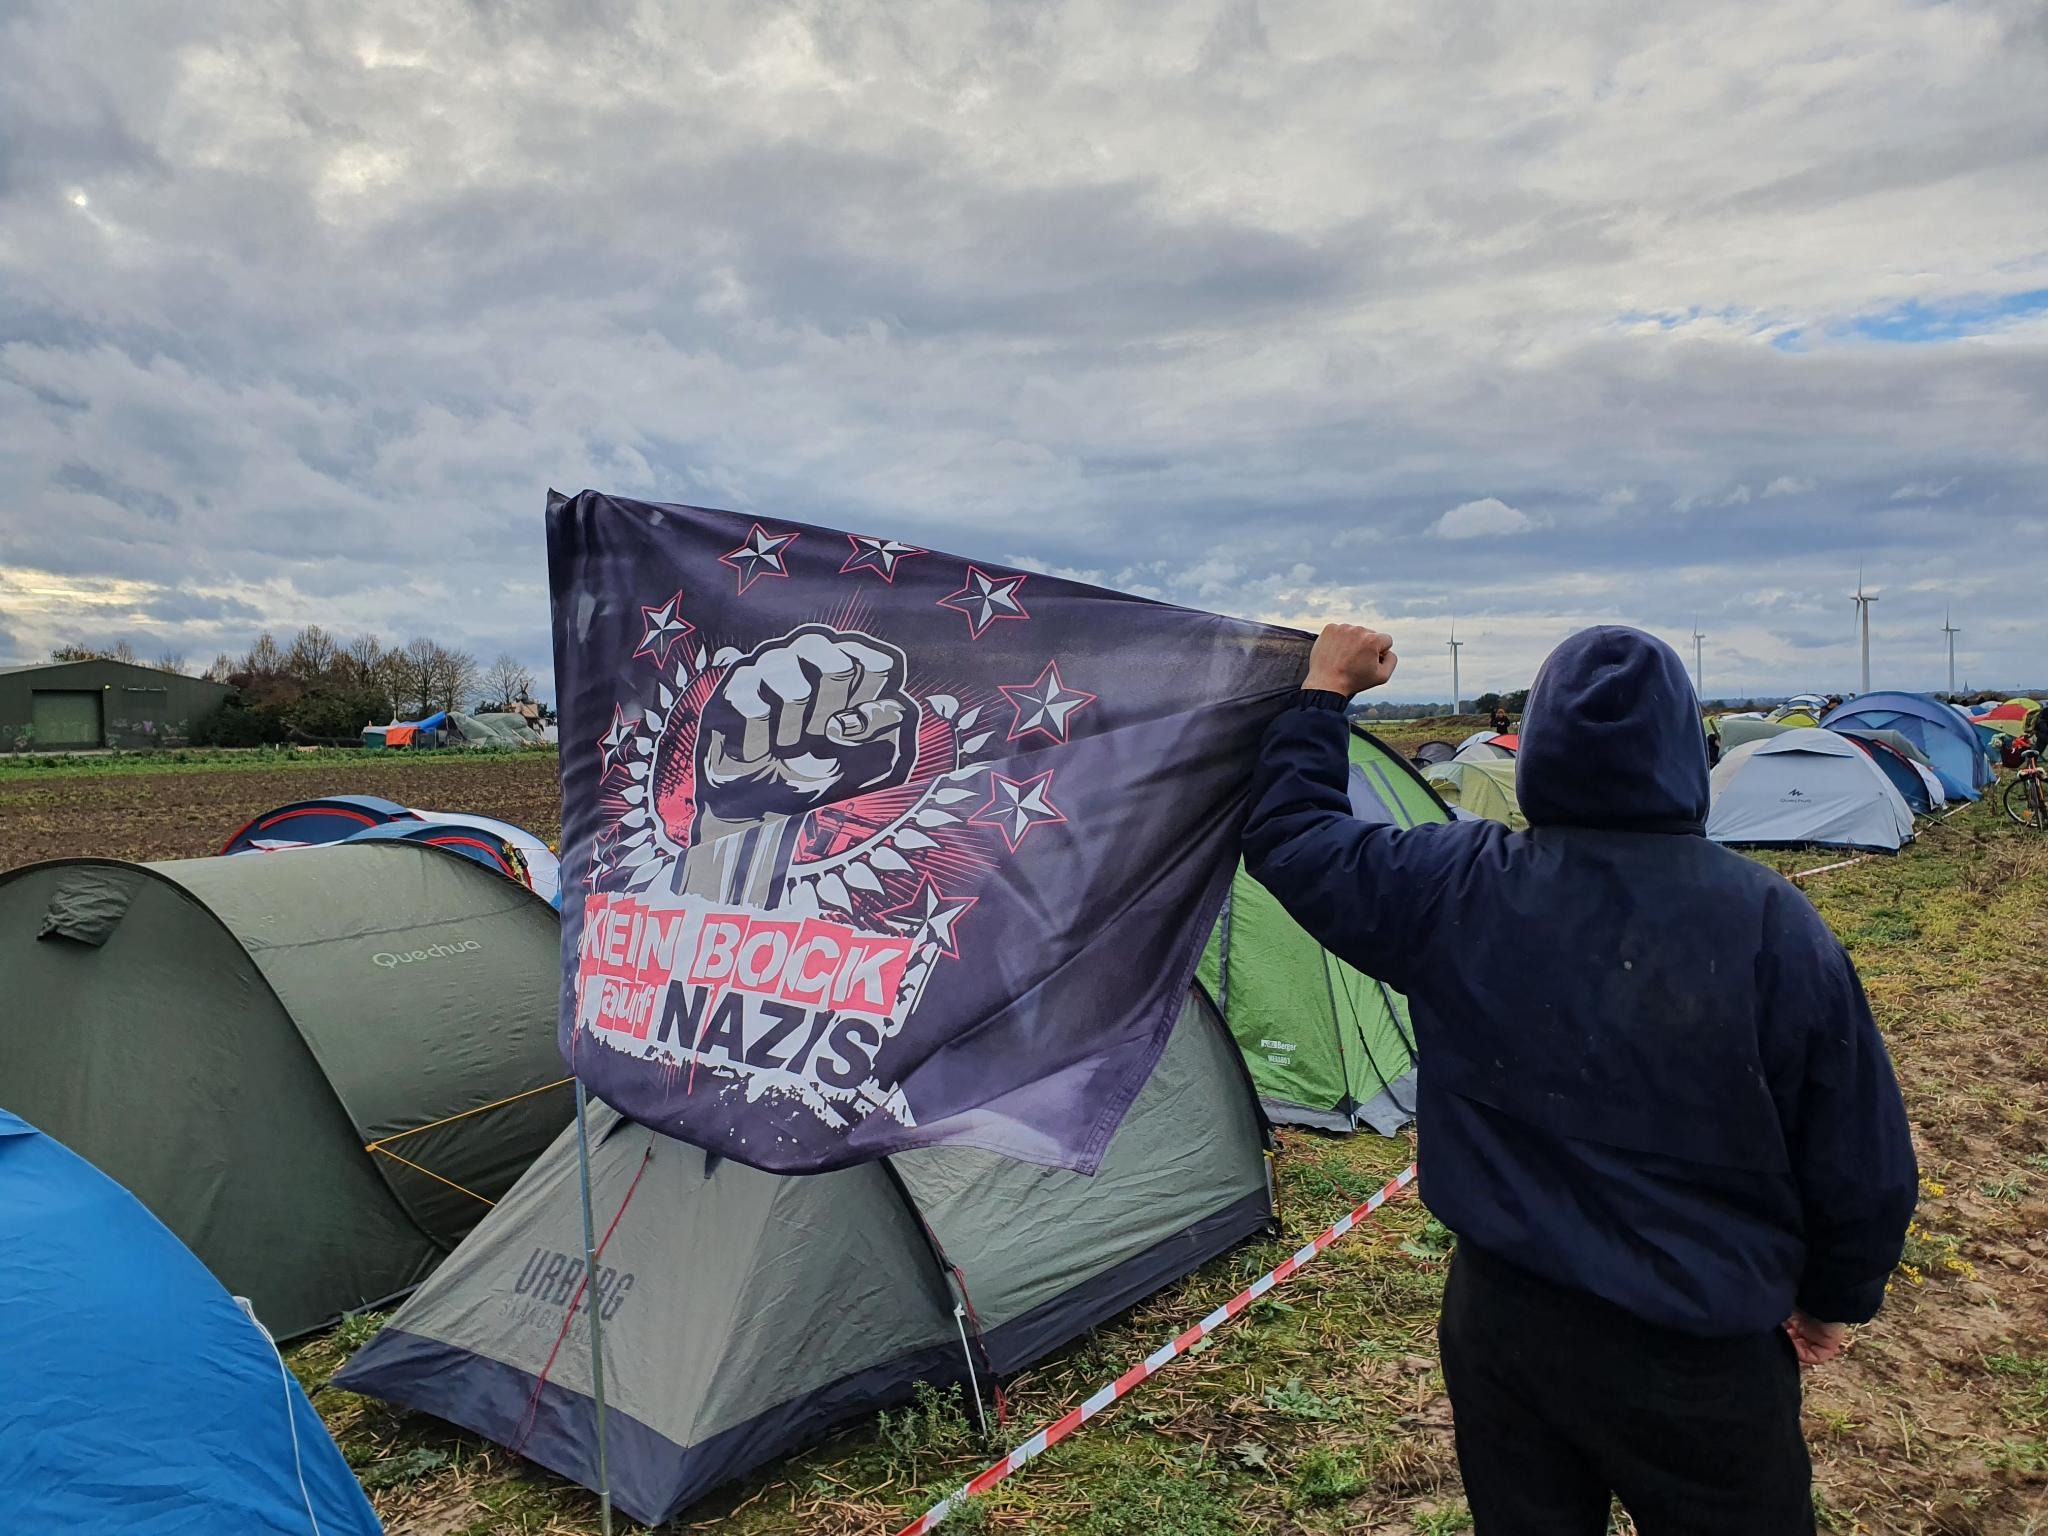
[894,1162,1420,1536]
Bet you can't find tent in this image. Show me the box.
[221,797,562,906]
[1837,730,1946,815]
[1717,717,1793,750]
[335,988,1270,1526]
[1452,735,1516,763]
[0,1108,384,1535]
[220,793,415,854]
[1823,691,1991,801]
[1198,726,1448,1132]
[1707,729,1915,853]
[0,842,573,1338]
[1423,758,1526,830]
[1768,708,1820,728]
[1412,739,1457,766]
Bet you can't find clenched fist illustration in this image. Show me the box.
[679,625,918,906]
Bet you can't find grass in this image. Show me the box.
[0,744,553,780]
[10,743,2022,1533]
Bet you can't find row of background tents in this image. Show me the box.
[0,725,1443,1525]
[363,710,556,750]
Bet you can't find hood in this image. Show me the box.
[1517,626,1709,833]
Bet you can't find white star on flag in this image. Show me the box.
[841,533,926,582]
[719,524,800,594]
[883,879,979,957]
[632,591,695,666]
[937,565,1030,639]
[597,704,635,771]
[998,660,1097,743]
[971,769,1066,851]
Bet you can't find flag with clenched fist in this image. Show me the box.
[548,490,1310,1173]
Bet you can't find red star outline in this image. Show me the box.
[936,565,1030,639]
[719,524,800,595]
[969,768,1067,852]
[879,877,980,960]
[997,658,1098,744]
[840,533,928,584]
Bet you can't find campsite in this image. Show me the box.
[6,726,2048,1535]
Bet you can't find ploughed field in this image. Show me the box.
[8,737,2048,1534]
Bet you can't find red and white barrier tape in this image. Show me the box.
[892,1162,1419,1536]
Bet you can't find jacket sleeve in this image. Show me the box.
[1240,691,1476,995]
[1776,936,1919,1324]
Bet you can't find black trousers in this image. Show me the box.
[1439,1244,1813,1536]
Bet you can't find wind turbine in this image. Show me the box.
[1447,613,1464,714]
[1850,571,1877,696]
[1690,621,1706,700]
[1942,608,1961,697]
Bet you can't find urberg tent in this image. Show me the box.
[0,842,573,1338]
[1198,726,1448,1133]
[0,1108,383,1535]
[220,793,416,854]
[1707,729,1915,853]
[1423,758,1526,830]
[336,989,1271,1526]
[1823,691,1991,800]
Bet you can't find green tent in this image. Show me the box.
[0,841,573,1338]
[1198,726,1449,1134]
[1423,757,1526,830]
[334,988,1271,1524]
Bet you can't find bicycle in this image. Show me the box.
[2004,748,2048,829]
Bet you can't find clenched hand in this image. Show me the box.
[1303,623,1399,697]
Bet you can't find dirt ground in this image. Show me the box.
[0,752,564,872]
[9,736,2048,1534]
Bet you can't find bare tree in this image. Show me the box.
[154,651,188,675]
[50,641,140,664]
[431,646,479,714]
[338,632,384,685]
[284,625,338,681]
[242,632,285,679]
[203,652,237,682]
[396,637,440,716]
[479,652,537,709]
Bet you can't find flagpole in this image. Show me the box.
[572,1077,614,1536]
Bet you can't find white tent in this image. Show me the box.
[1707,729,1915,854]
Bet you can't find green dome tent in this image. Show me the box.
[1423,758,1526,831]
[0,842,573,1338]
[1198,726,1449,1133]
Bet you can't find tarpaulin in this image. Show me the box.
[548,490,1308,1173]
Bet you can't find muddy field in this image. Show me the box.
[0,752,564,872]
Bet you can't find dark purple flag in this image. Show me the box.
[549,490,1309,1173]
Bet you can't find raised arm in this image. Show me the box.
[1242,625,1479,993]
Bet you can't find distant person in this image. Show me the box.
[1244,623,1916,1536]
[1490,704,1512,735]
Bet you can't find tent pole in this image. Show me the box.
[572,1078,614,1536]
[951,1301,992,1441]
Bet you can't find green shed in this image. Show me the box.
[1199,726,1449,1133]
[0,658,231,751]
[0,840,573,1338]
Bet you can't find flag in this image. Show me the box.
[549,490,1309,1173]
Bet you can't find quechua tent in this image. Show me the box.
[1197,726,1447,1133]
[1707,729,1915,853]
[334,988,1270,1525]
[0,1109,384,1535]
[0,841,573,1338]
[1823,691,1991,801]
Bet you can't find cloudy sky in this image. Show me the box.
[3,0,2044,702]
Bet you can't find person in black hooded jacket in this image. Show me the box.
[1243,622,1916,1536]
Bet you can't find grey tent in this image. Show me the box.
[335,989,1270,1525]
[0,842,572,1338]
[1707,729,1915,854]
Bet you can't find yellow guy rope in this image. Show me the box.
[363,1076,576,1209]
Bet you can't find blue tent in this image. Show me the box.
[221,793,415,855]
[0,1109,383,1535]
[1822,691,1990,801]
